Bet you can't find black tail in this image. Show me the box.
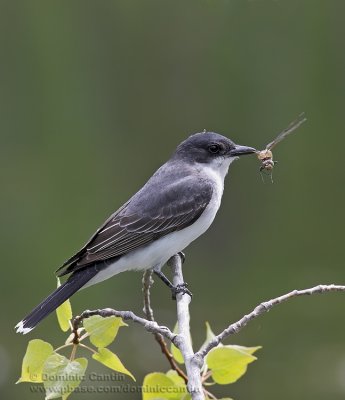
[15,267,98,334]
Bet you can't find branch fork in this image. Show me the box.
[73,255,345,400]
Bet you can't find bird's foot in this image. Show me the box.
[171,282,193,300]
[153,266,192,300]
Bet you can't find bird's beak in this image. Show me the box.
[230,144,256,157]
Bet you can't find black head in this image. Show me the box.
[173,131,256,164]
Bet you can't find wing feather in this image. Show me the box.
[56,172,213,276]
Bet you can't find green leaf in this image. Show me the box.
[227,345,261,356]
[84,315,127,348]
[92,348,135,381]
[165,370,186,388]
[170,323,184,364]
[200,322,223,375]
[43,353,87,399]
[171,343,184,365]
[205,398,233,400]
[17,339,54,383]
[56,278,73,332]
[200,322,223,353]
[205,322,217,342]
[142,371,188,400]
[206,345,261,385]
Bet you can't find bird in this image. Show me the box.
[15,131,256,334]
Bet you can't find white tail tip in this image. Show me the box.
[15,320,33,335]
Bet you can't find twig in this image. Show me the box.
[142,270,155,321]
[196,284,345,359]
[78,343,97,354]
[54,343,73,353]
[168,255,204,400]
[69,344,77,361]
[73,266,345,400]
[142,270,188,383]
[72,307,176,343]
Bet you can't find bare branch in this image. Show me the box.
[73,307,176,343]
[168,255,204,400]
[142,270,188,383]
[196,284,345,359]
[72,264,345,400]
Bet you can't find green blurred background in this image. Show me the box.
[1,0,345,399]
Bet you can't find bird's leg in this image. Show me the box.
[153,269,173,290]
[153,268,192,300]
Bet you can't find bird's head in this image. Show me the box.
[173,131,256,175]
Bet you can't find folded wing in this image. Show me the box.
[57,173,213,276]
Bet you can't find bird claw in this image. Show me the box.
[171,282,193,300]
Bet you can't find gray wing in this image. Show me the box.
[57,172,213,276]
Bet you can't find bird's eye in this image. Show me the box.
[208,144,221,154]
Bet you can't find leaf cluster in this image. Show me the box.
[17,280,134,399]
[17,280,261,399]
[142,322,260,400]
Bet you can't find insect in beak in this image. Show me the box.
[256,113,307,183]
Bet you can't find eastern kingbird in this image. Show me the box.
[16,132,255,334]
